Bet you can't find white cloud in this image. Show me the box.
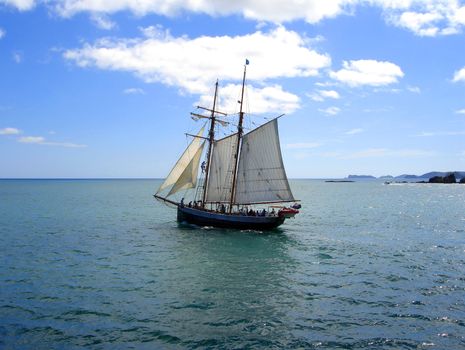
[318,106,341,116]
[320,89,340,99]
[0,0,36,11]
[0,127,21,135]
[197,83,300,114]
[48,0,465,37]
[123,87,145,95]
[65,27,329,114]
[285,142,321,149]
[455,108,465,114]
[90,13,116,30]
[345,128,363,135]
[453,67,465,82]
[54,0,352,23]
[393,11,442,36]
[4,1,465,37]
[383,1,465,37]
[330,60,404,87]
[309,89,340,101]
[18,135,87,147]
[0,28,5,39]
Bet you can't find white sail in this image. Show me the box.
[234,119,294,204]
[167,141,205,196]
[205,133,238,203]
[156,126,205,195]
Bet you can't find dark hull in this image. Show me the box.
[177,206,285,230]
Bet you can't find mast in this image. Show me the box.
[201,80,219,207]
[229,61,248,212]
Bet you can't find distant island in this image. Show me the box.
[346,171,465,183]
[347,175,376,179]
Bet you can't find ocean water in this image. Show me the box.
[1,179,465,349]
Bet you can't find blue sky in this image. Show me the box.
[1,0,465,178]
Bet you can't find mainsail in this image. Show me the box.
[156,126,205,197]
[205,133,238,203]
[234,119,294,204]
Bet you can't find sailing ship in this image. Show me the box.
[154,61,300,230]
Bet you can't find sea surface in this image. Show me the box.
[1,179,465,349]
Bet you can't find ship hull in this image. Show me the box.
[177,206,285,230]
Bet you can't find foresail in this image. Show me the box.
[205,133,237,203]
[156,126,205,195]
[167,141,205,196]
[234,119,294,204]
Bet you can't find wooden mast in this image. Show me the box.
[201,80,219,207]
[229,61,248,213]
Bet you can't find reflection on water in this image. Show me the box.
[1,179,465,349]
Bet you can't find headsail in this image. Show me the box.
[234,119,294,204]
[156,126,205,197]
[205,133,238,203]
[167,140,205,196]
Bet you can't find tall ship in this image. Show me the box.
[154,61,300,230]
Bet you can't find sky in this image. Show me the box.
[1,0,465,178]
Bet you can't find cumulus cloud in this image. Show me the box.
[3,1,465,37]
[393,11,443,36]
[65,27,329,114]
[384,0,465,37]
[49,0,465,37]
[330,60,404,87]
[0,0,36,11]
[197,83,300,115]
[455,108,465,114]
[54,0,352,23]
[309,89,340,101]
[0,127,21,135]
[0,28,5,39]
[453,67,465,82]
[318,106,341,116]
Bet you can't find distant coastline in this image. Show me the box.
[347,171,465,181]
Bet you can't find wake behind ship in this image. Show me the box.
[154,61,300,230]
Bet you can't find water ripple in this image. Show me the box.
[1,179,465,349]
